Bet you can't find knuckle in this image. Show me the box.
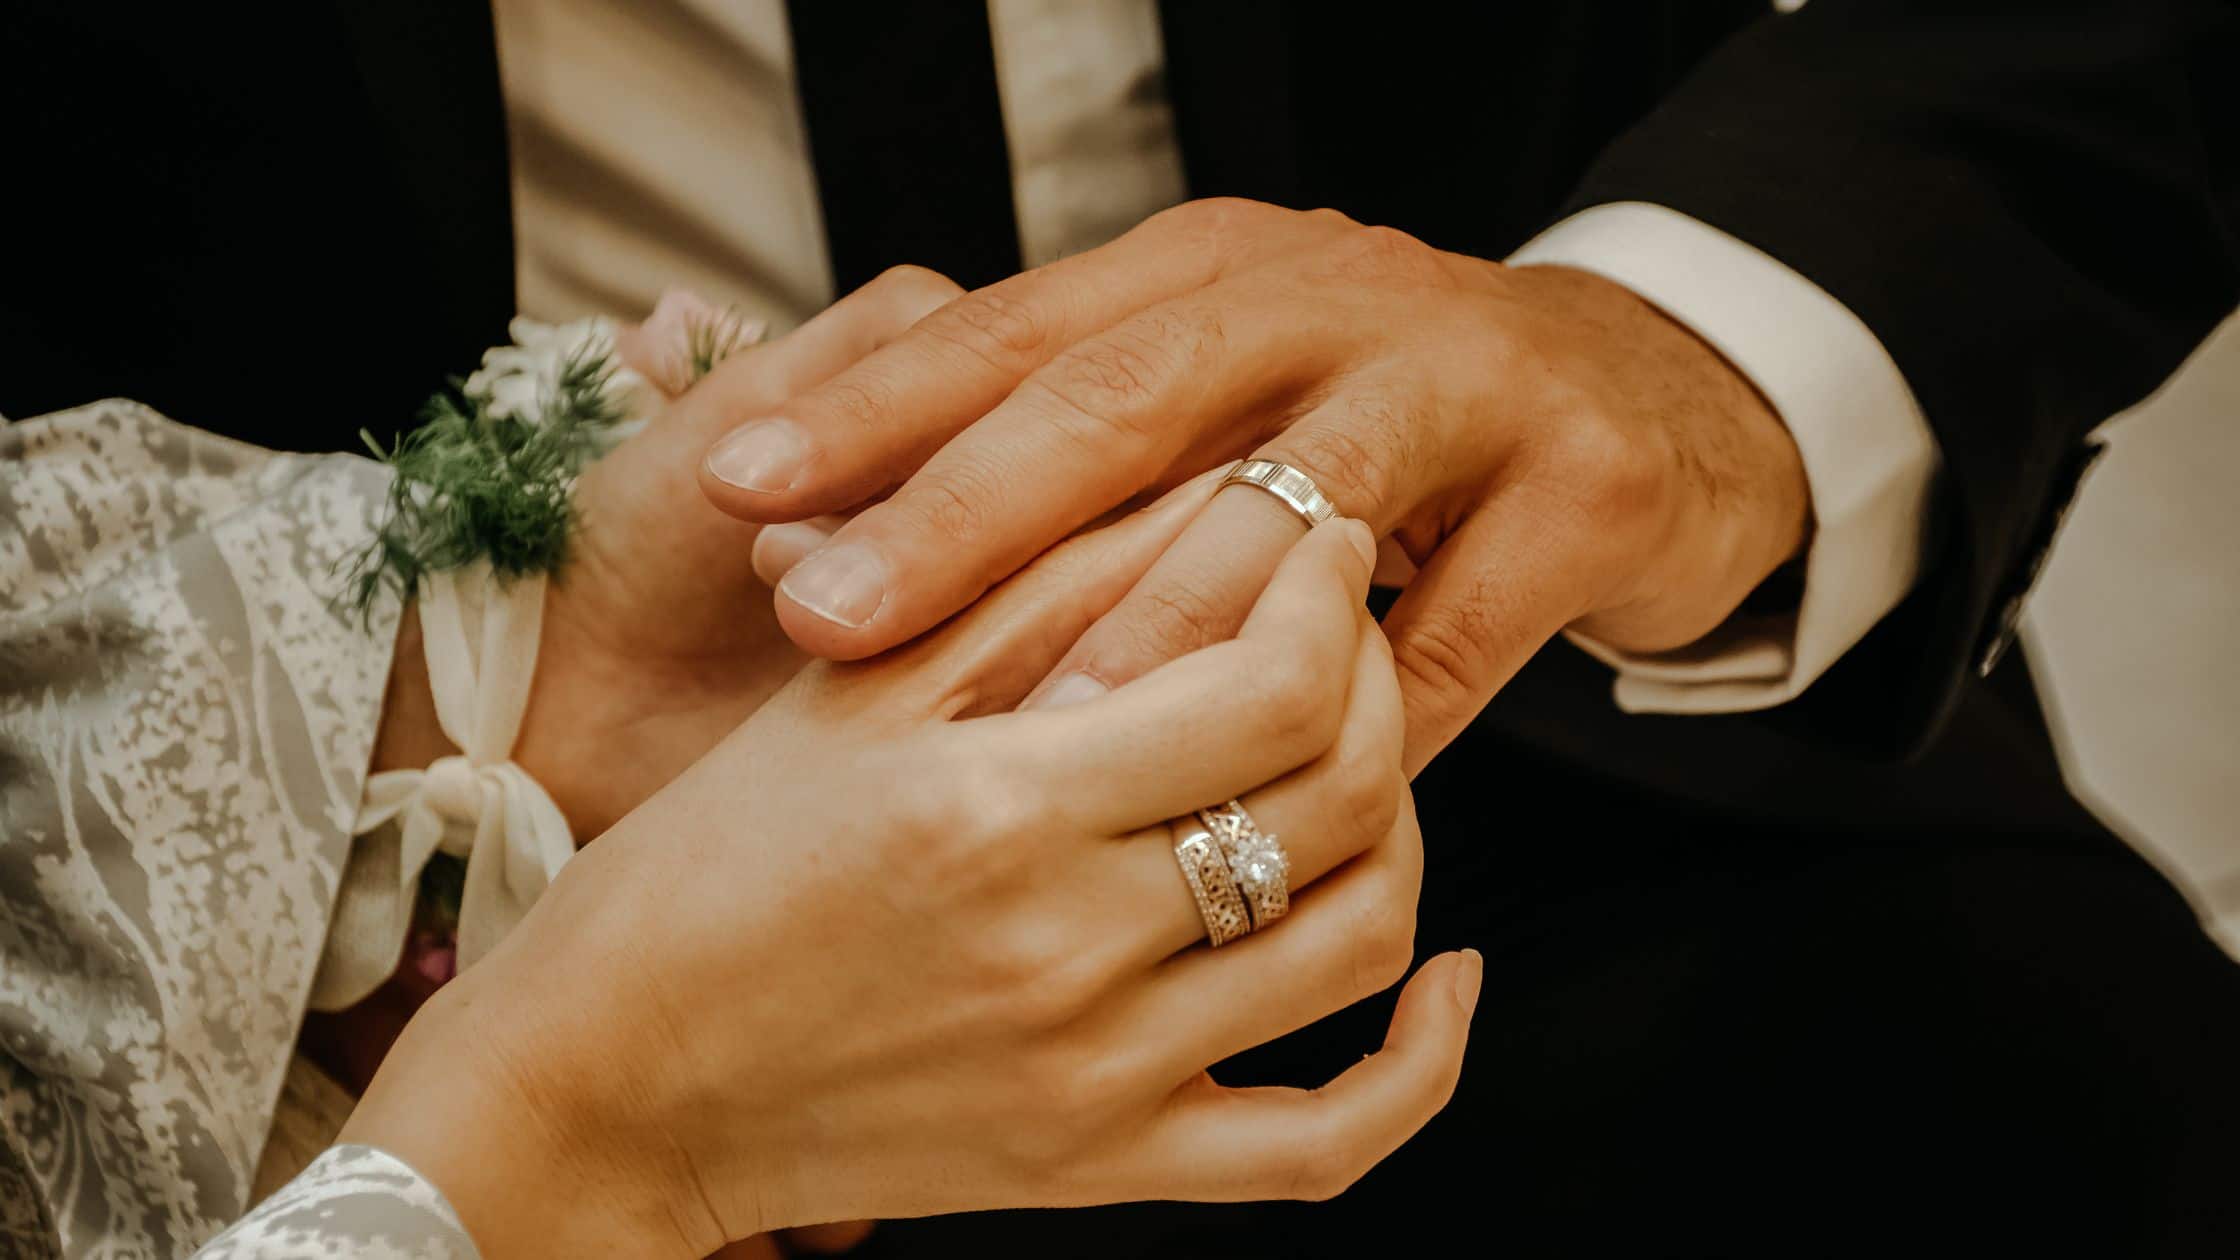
[1114,580,1237,665]
[1148,197,1291,271]
[870,263,965,308]
[1032,308,1223,449]
[900,449,1012,544]
[814,371,899,430]
[1274,407,1405,520]
[995,945,1101,1034]
[970,768,1046,850]
[1388,605,1493,716]
[1243,651,1344,755]
[1546,411,1662,523]
[1154,195,1266,236]
[1278,1137,1363,1203]
[1328,735,1403,852]
[1326,223,1451,288]
[1344,887,1418,999]
[918,766,1036,881]
[1038,337,1168,426]
[921,287,1050,367]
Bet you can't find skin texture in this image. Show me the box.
[367,268,973,832]
[361,274,970,1255]
[698,199,1811,774]
[342,515,1478,1258]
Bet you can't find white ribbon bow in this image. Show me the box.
[310,564,574,1011]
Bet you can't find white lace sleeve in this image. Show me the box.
[0,402,402,1257]
[194,1145,477,1259]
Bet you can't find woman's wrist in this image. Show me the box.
[337,951,723,1259]
[370,606,458,776]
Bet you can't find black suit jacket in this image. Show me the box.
[5,0,2235,776]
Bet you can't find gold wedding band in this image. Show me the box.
[1173,822,1252,947]
[1199,800,1290,930]
[1221,459,1337,530]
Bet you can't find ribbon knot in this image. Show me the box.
[310,565,576,1011]
[418,756,487,830]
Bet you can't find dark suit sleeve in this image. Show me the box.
[1562,0,2240,757]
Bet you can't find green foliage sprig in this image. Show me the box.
[686,305,758,385]
[347,347,630,617]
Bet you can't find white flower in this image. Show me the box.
[462,315,654,427]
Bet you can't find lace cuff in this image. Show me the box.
[195,1145,477,1259]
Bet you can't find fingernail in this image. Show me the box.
[1452,948,1483,1013]
[1339,518,1377,570]
[778,542,888,628]
[706,419,810,493]
[1025,671,1108,711]
[750,520,835,584]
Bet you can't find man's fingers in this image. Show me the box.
[1382,488,1597,776]
[574,268,966,600]
[1023,380,1471,706]
[699,198,1352,526]
[978,518,1377,835]
[750,514,848,588]
[675,265,965,453]
[767,279,1350,659]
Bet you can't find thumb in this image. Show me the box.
[614,288,758,399]
[1380,499,1590,777]
[583,270,967,595]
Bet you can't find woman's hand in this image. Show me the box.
[342,500,1479,1257]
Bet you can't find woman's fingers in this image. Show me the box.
[1021,481,1320,710]
[778,1220,876,1254]
[880,465,1230,719]
[1121,947,1480,1204]
[979,517,1377,833]
[1070,615,1406,966]
[1082,785,1424,1083]
[707,1233,784,1260]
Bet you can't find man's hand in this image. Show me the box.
[700,199,1810,772]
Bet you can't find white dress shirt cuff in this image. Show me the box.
[1508,201,1941,715]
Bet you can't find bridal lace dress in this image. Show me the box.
[2,402,480,1257]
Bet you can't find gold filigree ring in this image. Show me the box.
[1172,821,1252,947]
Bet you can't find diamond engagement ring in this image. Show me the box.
[1221,459,1338,530]
[1173,821,1253,947]
[1198,800,1290,930]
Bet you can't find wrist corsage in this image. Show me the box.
[311,294,761,1012]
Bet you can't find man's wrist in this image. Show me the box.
[1512,202,1940,712]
